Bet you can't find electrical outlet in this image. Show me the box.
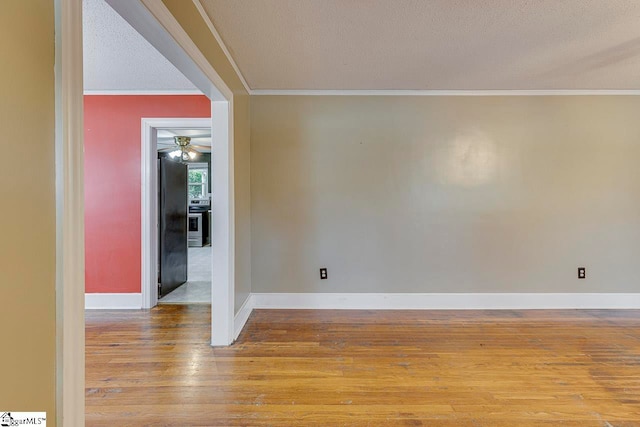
[578,267,586,279]
[320,268,328,280]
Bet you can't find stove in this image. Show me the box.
[188,199,211,246]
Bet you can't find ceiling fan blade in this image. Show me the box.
[158,147,178,152]
[190,145,211,149]
[158,132,209,138]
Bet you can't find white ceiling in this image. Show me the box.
[200,0,640,90]
[83,0,198,92]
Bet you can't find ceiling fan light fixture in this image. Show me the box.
[174,136,191,146]
[163,136,202,162]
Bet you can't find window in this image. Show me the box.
[188,163,208,199]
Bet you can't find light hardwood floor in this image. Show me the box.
[86,306,640,426]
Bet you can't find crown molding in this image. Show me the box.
[192,0,252,94]
[83,87,640,98]
[83,89,204,95]
[250,89,640,96]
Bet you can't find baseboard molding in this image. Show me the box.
[250,293,640,310]
[84,292,640,339]
[234,294,255,340]
[85,293,143,309]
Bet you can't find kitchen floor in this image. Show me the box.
[159,246,211,304]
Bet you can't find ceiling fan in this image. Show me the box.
[158,135,210,161]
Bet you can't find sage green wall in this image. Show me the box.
[251,95,640,294]
[0,0,57,421]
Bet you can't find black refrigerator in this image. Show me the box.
[158,158,188,298]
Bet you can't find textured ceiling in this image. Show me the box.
[83,0,197,91]
[200,0,640,90]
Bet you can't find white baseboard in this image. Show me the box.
[84,292,640,339]
[250,293,640,310]
[85,293,143,309]
[234,294,255,340]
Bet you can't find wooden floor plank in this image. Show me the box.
[86,306,640,426]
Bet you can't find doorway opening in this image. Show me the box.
[103,0,236,347]
[160,130,212,304]
[140,120,213,306]
[56,0,237,422]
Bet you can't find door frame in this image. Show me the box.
[112,0,237,348]
[56,0,237,424]
[141,117,212,309]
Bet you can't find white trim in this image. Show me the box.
[140,118,211,310]
[251,89,640,96]
[226,292,640,342]
[83,89,640,98]
[84,89,640,98]
[85,293,143,310]
[234,294,255,340]
[210,100,235,346]
[84,89,203,95]
[55,0,85,425]
[251,293,640,310]
[192,0,252,94]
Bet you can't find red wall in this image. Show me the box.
[84,95,210,293]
